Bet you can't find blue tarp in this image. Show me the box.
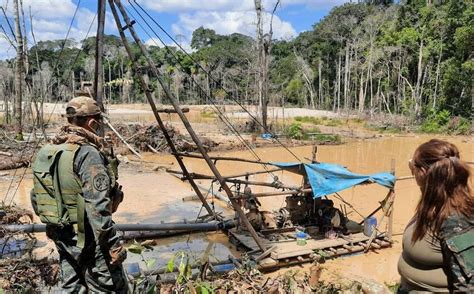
[272,162,395,198]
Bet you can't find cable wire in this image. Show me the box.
[2,0,84,204]
[4,10,97,206]
[130,0,301,162]
[126,4,278,177]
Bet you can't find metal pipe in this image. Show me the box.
[0,220,235,234]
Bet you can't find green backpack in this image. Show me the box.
[31,143,85,247]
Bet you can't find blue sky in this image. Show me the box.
[0,0,349,59]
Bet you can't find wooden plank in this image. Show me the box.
[231,229,391,261]
[271,249,313,260]
[255,246,276,261]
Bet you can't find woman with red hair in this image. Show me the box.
[398,139,473,293]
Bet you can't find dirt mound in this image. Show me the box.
[107,123,218,154]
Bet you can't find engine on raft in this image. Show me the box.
[239,188,363,238]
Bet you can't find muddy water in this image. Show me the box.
[1,135,472,284]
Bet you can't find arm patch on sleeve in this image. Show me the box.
[93,173,110,192]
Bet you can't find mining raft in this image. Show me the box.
[170,149,396,271]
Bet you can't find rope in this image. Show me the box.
[130,0,301,162]
[4,10,97,206]
[126,4,278,177]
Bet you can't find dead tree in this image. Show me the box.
[13,0,24,139]
[254,0,280,131]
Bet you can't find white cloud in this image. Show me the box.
[0,0,117,60]
[137,0,349,52]
[175,10,296,40]
[138,0,349,13]
[144,37,162,47]
[138,0,252,12]
[14,0,77,19]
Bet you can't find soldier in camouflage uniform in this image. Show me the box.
[31,96,128,293]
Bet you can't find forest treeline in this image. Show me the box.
[0,0,472,132]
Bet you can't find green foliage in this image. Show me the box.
[127,241,145,255]
[284,122,304,139]
[420,109,451,133]
[365,122,403,133]
[200,109,216,119]
[284,78,305,106]
[312,134,342,144]
[293,116,344,128]
[294,116,321,125]
[386,282,400,293]
[194,282,215,294]
[324,119,343,127]
[419,109,471,135]
[3,0,471,129]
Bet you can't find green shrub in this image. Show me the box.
[284,122,304,139]
[419,110,471,134]
[294,116,321,125]
[200,110,216,119]
[447,116,471,135]
[312,134,342,144]
[324,118,343,127]
[350,117,364,124]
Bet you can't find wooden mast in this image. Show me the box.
[106,0,219,221]
[109,0,266,251]
[94,0,106,112]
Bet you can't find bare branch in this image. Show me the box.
[0,6,16,40]
[268,0,281,38]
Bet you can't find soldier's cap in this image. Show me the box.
[65,96,105,118]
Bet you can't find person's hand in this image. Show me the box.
[109,244,127,265]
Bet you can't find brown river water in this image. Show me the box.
[1,134,472,285]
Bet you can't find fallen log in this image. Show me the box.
[0,151,13,157]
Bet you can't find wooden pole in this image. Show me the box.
[167,167,282,180]
[157,107,189,113]
[111,0,266,251]
[108,0,217,220]
[178,174,298,190]
[175,152,270,165]
[388,159,396,242]
[94,0,106,112]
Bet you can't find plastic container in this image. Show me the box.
[363,216,377,237]
[213,263,236,273]
[296,231,307,246]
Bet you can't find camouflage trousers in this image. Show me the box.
[47,225,128,293]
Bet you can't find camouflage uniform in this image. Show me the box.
[31,97,127,293]
[46,143,127,293]
[439,213,474,293]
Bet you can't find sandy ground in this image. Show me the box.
[1,104,472,288]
